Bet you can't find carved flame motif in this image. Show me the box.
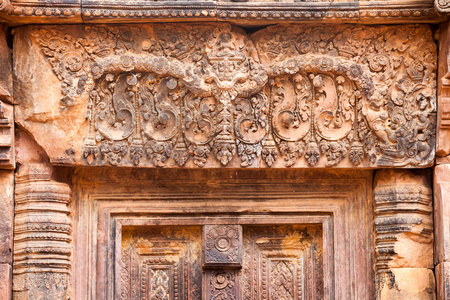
[32,23,436,168]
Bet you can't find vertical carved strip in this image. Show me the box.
[202,225,242,300]
[374,170,435,299]
[13,164,72,299]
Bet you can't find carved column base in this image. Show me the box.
[374,169,435,300]
[13,164,72,300]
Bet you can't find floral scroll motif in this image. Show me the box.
[32,23,436,168]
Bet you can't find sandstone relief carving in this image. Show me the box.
[15,23,436,168]
[202,225,242,267]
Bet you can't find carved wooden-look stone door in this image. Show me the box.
[120,224,323,300]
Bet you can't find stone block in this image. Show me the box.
[0,170,13,264]
[435,164,450,264]
[0,264,11,300]
[379,268,435,300]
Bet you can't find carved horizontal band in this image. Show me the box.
[2,0,443,23]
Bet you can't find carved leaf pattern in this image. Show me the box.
[32,23,436,167]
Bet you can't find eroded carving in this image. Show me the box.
[374,170,434,299]
[29,23,436,168]
[203,225,242,267]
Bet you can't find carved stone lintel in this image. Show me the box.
[203,225,242,268]
[374,169,434,299]
[13,163,72,300]
[15,23,437,168]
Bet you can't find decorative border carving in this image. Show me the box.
[0,0,444,24]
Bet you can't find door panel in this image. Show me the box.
[242,225,323,300]
[120,225,323,299]
[120,226,202,300]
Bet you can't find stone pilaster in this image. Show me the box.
[374,169,435,300]
[13,163,72,300]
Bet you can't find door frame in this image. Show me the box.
[72,168,373,299]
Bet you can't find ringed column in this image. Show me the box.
[374,169,435,300]
[13,163,72,299]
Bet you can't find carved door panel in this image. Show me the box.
[120,226,203,300]
[119,224,323,299]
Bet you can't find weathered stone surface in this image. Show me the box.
[15,129,49,166]
[434,164,450,264]
[0,170,13,265]
[0,264,12,300]
[0,25,12,103]
[374,169,434,299]
[13,163,72,300]
[379,268,435,300]
[437,21,450,157]
[436,262,450,300]
[13,23,436,169]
